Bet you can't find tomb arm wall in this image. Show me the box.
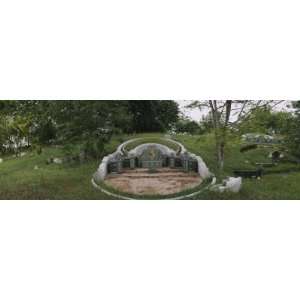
[93,138,142,182]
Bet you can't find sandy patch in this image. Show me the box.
[104,168,203,195]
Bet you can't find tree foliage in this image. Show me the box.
[0,100,179,157]
[174,117,202,134]
[127,100,179,132]
[237,106,292,135]
[285,101,300,158]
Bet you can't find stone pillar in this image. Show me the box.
[130,157,135,169]
[182,152,189,172]
[170,153,175,168]
[117,160,123,173]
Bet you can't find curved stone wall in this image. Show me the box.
[128,143,176,157]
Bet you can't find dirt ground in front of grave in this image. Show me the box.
[104,168,203,195]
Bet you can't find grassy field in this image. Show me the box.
[1,133,300,199]
[175,133,300,199]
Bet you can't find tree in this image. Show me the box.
[127,100,179,133]
[285,101,300,158]
[187,100,286,170]
[238,106,292,135]
[43,101,132,158]
[4,100,56,145]
[0,100,133,158]
[174,117,202,134]
[0,114,31,155]
[0,116,9,153]
[200,112,215,132]
[11,100,131,142]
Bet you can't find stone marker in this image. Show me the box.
[225,177,242,193]
[182,152,189,172]
[53,158,63,164]
[210,177,242,193]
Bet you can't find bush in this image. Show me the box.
[174,119,203,135]
[34,121,57,144]
[36,145,42,155]
[62,143,83,163]
[83,139,105,160]
[61,138,107,164]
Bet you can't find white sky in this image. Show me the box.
[177,100,205,121]
[177,100,294,121]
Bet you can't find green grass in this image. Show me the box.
[174,134,292,175]
[1,133,300,199]
[175,133,300,199]
[193,172,300,200]
[0,147,115,199]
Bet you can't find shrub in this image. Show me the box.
[83,139,105,160]
[62,143,82,162]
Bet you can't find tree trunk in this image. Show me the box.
[208,100,232,171]
[218,142,225,170]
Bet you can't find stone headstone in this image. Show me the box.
[0,158,3,163]
[139,145,163,169]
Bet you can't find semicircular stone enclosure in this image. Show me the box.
[93,138,211,198]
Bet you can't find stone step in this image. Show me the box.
[107,173,199,180]
[123,167,185,173]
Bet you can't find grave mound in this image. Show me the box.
[93,138,211,198]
